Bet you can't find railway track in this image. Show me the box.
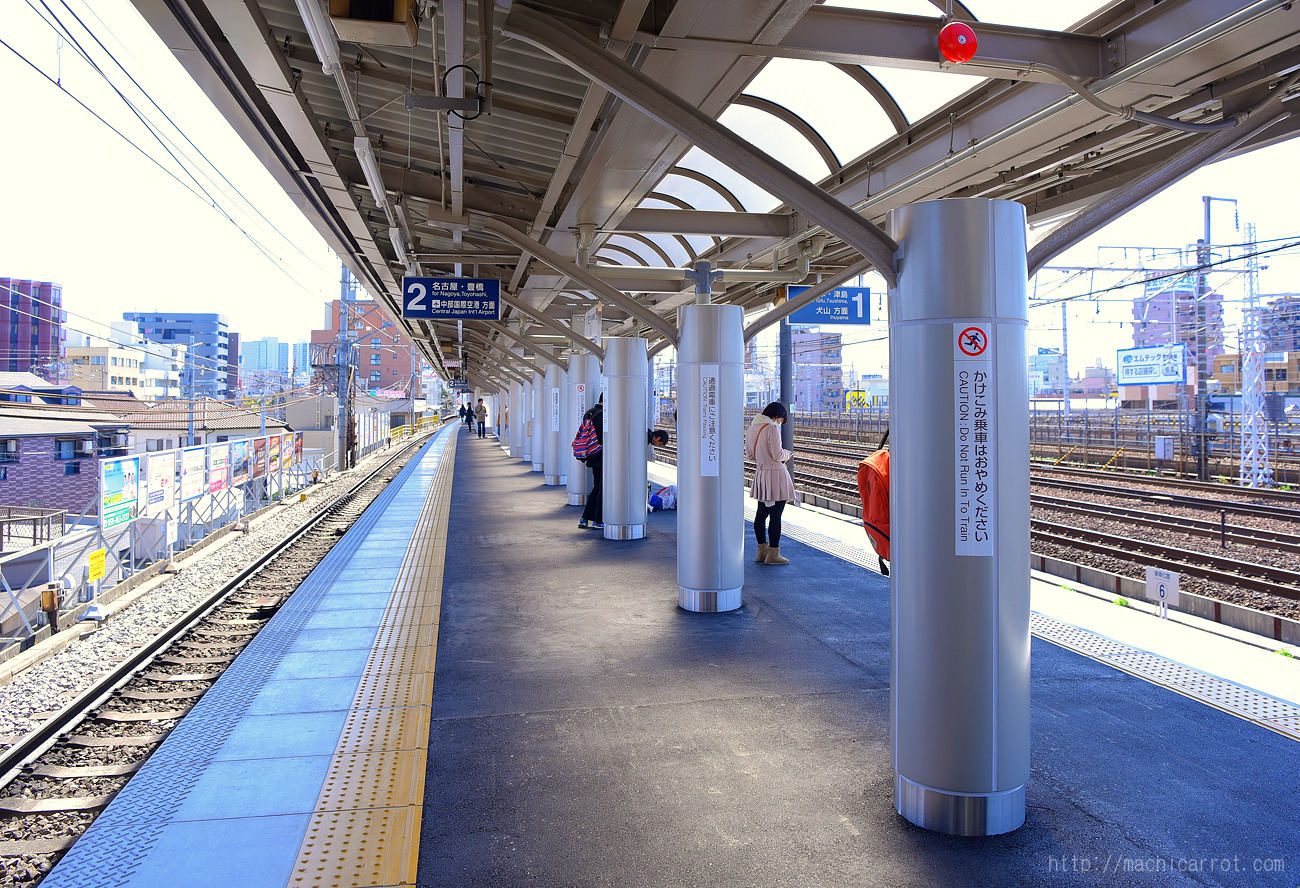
[0,430,439,885]
[658,442,1300,615]
[1031,520,1300,602]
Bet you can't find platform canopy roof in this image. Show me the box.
[130,0,1300,387]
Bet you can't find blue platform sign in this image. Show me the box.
[787,285,870,325]
[401,277,501,320]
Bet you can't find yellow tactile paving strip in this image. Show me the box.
[291,442,456,888]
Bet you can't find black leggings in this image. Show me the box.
[754,500,786,547]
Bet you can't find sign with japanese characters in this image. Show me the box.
[787,285,870,325]
[700,364,719,477]
[955,323,994,556]
[145,451,176,516]
[180,446,206,502]
[1116,345,1186,386]
[401,276,501,320]
[208,443,229,494]
[100,456,143,530]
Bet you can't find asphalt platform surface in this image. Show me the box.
[418,429,1300,887]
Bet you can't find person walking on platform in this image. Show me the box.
[578,394,605,529]
[745,401,796,565]
[475,399,488,438]
[458,403,466,424]
[463,402,474,429]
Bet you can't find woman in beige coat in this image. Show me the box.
[745,401,796,565]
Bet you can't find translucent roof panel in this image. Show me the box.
[959,0,1111,30]
[677,147,780,212]
[743,60,897,169]
[718,105,832,181]
[826,0,1109,29]
[862,66,976,125]
[825,0,939,15]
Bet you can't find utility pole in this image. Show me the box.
[1061,302,1070,418]
[1198,196,1237,481]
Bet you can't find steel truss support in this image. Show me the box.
[497,290,605,360]
[500,5,899,287]
[484,218,680,346]
[1028,78,1298,275]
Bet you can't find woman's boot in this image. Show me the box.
[764,547,789,565]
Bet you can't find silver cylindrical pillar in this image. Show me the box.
[509,381,524,458]
[566,353,598,506]
[676,304,744,611]
[522,380,533,463]
[543,364,567,485]
[530,372,544,472]
[602,338,648,540]
[888,198,1030,836]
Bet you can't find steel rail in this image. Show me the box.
[1031,494,1300,553]
[1031,520,1300,601]
[0,429,440,790]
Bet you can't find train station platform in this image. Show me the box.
[44,424,1300,887]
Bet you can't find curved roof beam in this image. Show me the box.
[617,232,677,267]
[731,95,840,174]
[497,290,604,359]
[595,243,652,266]
[501,6,898,286]
[481,321,567,369]
[485,218,680,346]
[666,167,746,212]
[924,0,977,20]
[834,65,909,135]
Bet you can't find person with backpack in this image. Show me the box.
[857,429,890,576]
[745,401,796,565]
[576,394,605,529]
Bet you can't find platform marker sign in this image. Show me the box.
[1145,566,1179,618]
[401,277,500,320]
[954,323,994,556]
[787,285,870,325]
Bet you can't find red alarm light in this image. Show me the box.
[938,21,978,64]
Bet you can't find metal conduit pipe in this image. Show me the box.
[1027,75,1300,276]
[583,256,811,285]
[855,0,1293,214]
[976,58,1241,133]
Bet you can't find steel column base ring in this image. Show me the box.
[602,523,646,540]
[895,775,1025,836]
[544,474,563,486]
[567,494,587,506]
[531,464,544,472]
[678,586,742,613]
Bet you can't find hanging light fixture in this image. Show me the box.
[293,0,341,74]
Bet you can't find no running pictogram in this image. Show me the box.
[958,327,988,357]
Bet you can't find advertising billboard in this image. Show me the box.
[268,435,281,474]
[208,443,229,494]
[281,433,295,470]
[180,446,206,502]
[1116,345,1187,387]
[252,438,267,479]
[145,452,176,517]
[230,439,251,486]
[100,456,144,530]
[294,432,304,466]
